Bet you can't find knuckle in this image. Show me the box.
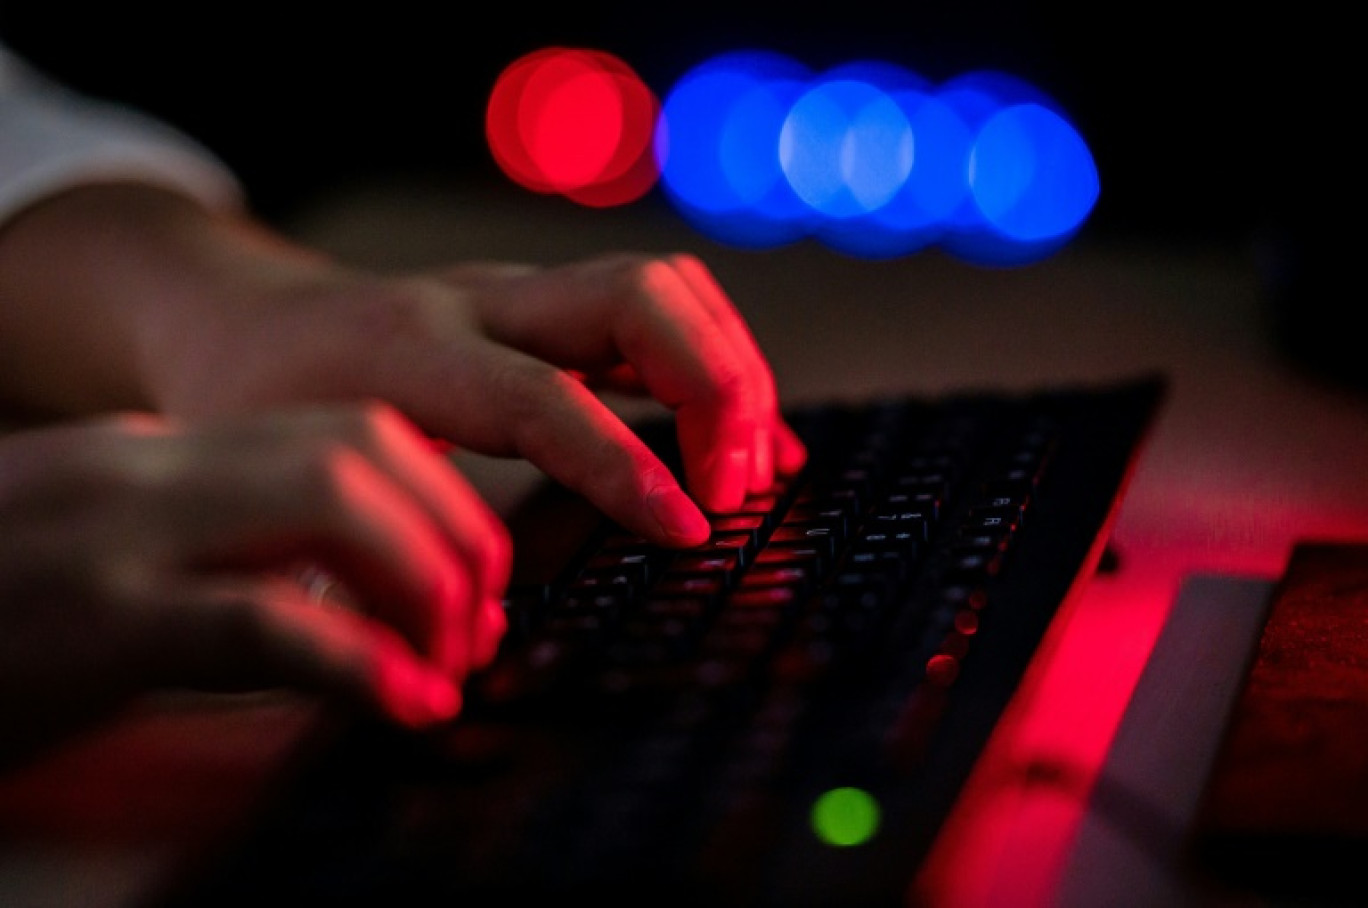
[663,250,704,274]
[591,253,672,310]
[292,443,366,516]
[629,257,691,318]
[334,398,407,443]
[347,276,458,345]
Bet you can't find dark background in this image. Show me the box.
[0,4,1330,246]
[0,6,1358,384]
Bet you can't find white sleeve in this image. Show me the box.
[0,43,243,223]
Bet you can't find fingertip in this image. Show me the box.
[775,422,809,476]
[698,444,750,513]
[749,425,774,493]
[646,484,712,546]
[473,597,508,668]
[374,650,463,728]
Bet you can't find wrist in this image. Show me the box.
[0,181,330,416]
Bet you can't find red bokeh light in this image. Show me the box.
[486,47,660,207]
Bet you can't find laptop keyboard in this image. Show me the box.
[162,374,1166,908]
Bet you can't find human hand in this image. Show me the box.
[0,183,807,544]
[149,250,808,546]
[0,403,509,763]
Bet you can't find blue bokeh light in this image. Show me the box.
[656,54,1099,264]
[655,50,819,249]
[781,72,913,219]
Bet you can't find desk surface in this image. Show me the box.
[3,181,1366,907]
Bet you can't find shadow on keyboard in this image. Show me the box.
[158,374,1167,908]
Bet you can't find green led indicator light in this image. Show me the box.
[811,786,880,846]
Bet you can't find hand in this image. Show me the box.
[0,403,509,763]
[153,253,809,545]
[0,185,807,546]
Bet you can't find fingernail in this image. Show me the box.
[777,423,809,475]
[750,426,773,492]
[381,657,462,728]
[474,597,508,667]
[706,445,749,512]
[647,484,711,545]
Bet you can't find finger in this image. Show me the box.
[486,354,713,546]
[668,254,776,493]
[452,254,773,511]
[153,577,464,729]
[342,402,513,602]
[287,564,513,674]
[670,255,808,487]
[188,403,510,677]
[328,301,709,546]
[162,427,482,679]
[774,419,809,477]
[473,597,508,669]
[364,332,712,545]
[327,403,513,670]
[286,449,481,679]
